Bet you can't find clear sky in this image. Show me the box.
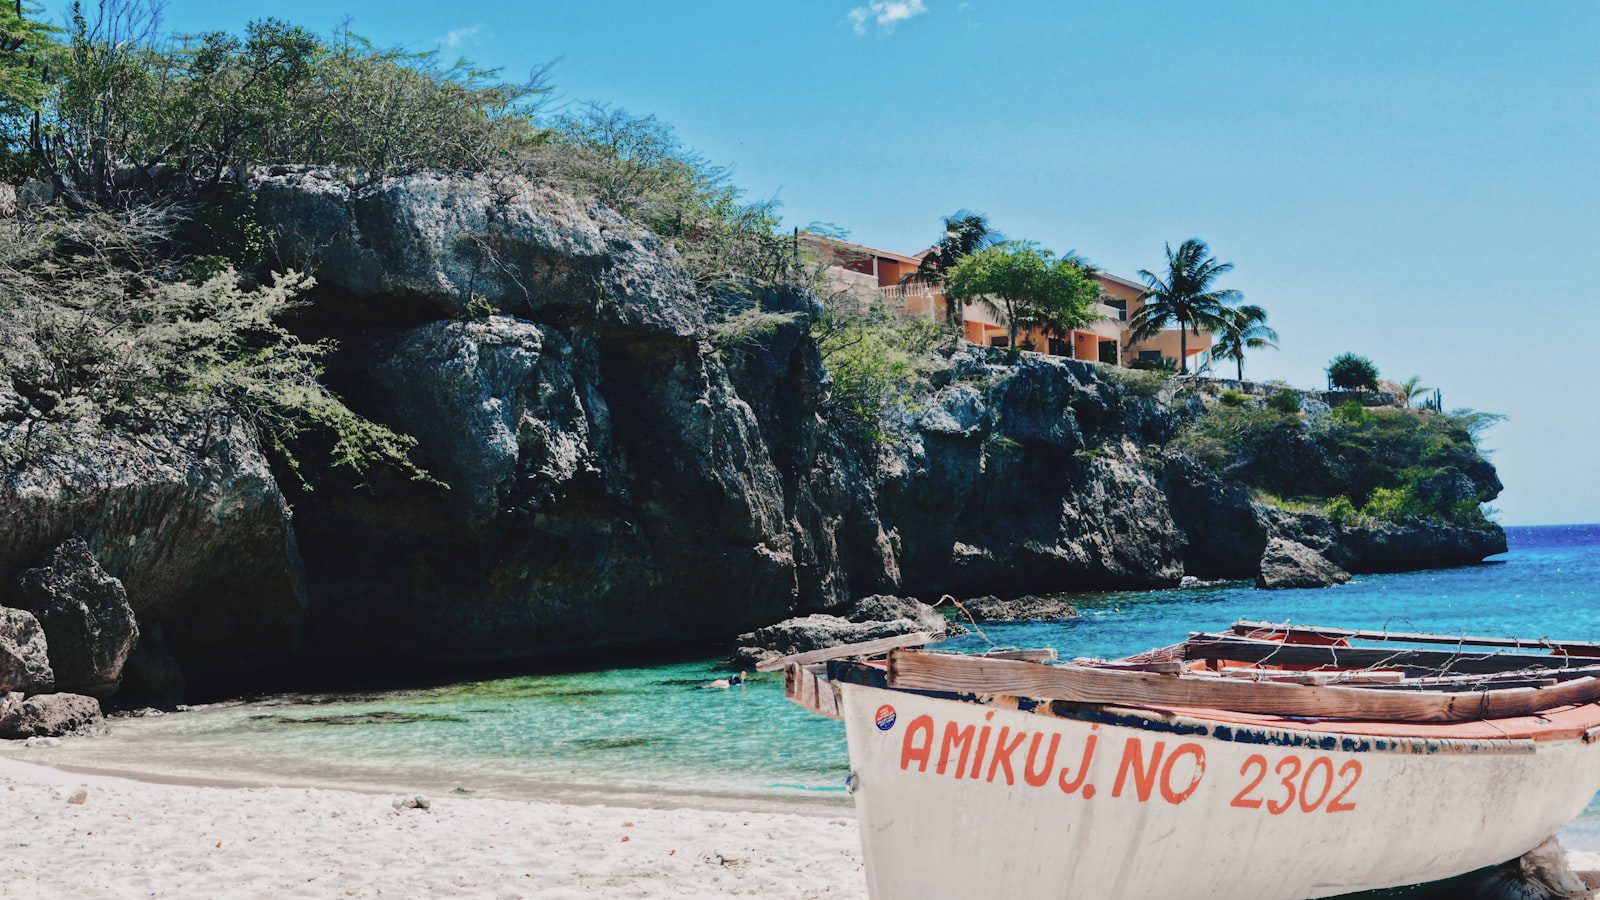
[43,1,1600,525]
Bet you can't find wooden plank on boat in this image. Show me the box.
[756,631,941,672]
[978,648,1058,662]
[1359,677,1559,692]
[1074,658,1188,674]
[1232,620,1600,657]
[1202,668,1406,685]
[885,650,1600,723]
[818,680,842,720]
[1186,634,1598,675]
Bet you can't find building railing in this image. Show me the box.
[1094,302,1127,322]
[877,283,941,302]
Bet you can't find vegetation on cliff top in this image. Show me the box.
[1173,394,1501,527]
[0,2,814,474]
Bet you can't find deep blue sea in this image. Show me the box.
[42,525,1600,838]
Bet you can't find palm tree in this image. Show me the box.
[1213,304,1279,381]
[1394,376,1431,407]
[902,210,1005,326]
[1128,239,1239,375]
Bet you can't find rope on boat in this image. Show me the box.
[936,594,995,648]
[1229,618,1587,688]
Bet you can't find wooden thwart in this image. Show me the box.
[1232,620,1600,657]
[757,630,942,672]
[1185,634,1595,676]
[885,650,1600,723]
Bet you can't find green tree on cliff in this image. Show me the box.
[901,210,1005,327]
[944,241,1101,351]
[1327,353,1380,391]
[1212,304,1278,381]
[1128,238,1238,375]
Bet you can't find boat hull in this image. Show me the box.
[839,682,1600,900]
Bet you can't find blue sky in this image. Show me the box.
[43,1,1600,525]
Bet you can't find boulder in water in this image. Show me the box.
[1256,538,1352,590]
[956,594,1078,622]
[729,595,954,669]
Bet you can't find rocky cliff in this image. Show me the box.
[0,168,1507,702]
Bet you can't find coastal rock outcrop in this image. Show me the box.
[0,415,306,691]
[0,691,103,739]
[958,594,1079,622]
[13,538,139,698]
[1256,538,1353,589]
[0,608,53,693]
[729,595,953,669]
[877,356,1189,597]
[253,167,705,337]
[0,168,1511,697]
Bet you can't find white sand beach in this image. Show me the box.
[0,755,866,899]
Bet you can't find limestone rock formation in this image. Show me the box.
[0,415,306,689]
[253,167,705,337]
[13,537,139,698]
[0,608,53,693]
[878,355,1188,598]
[1257,538,1353,589]
[729,595,953,669]
[0,169,1511,698]
[0,692,102,739]
[959,594,1079,622]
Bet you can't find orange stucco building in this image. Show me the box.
[806,236,1212,371]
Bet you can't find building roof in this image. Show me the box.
[807,233,1149,293]
[799,233,926,267]
[1092,269,1148,292]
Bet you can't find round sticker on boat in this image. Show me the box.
[875,704,897,731]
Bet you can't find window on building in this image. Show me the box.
[1138,350,1163,361]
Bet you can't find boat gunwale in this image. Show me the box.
[828,661,1600,755]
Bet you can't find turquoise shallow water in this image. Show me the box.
[37,525,1600,834]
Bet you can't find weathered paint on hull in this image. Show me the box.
[839,682,1600,900]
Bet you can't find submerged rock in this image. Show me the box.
[957,594,1078,622]
[0,692,102,739]
[13,537,139,698]
[1256,538,1352,590]
[0,607,53,693]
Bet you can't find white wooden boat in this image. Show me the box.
[782,621,1600,899]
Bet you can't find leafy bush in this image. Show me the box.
[1325,495,1358,524]
[1129,356,1177,372]
[1330,399,1369,425]
[1327,352,1379,391]
[709,308,801,353]
[1218,388,1248,407]
[1104,367,1170,398]
[9,11,548,202]
[1173,391,1500,526]
[1265,390,1302,415]
[813,302,952,444]
[1360,486,1418,522]
[0,203,428,481]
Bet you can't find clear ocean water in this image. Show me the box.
[36,524,1600,838]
